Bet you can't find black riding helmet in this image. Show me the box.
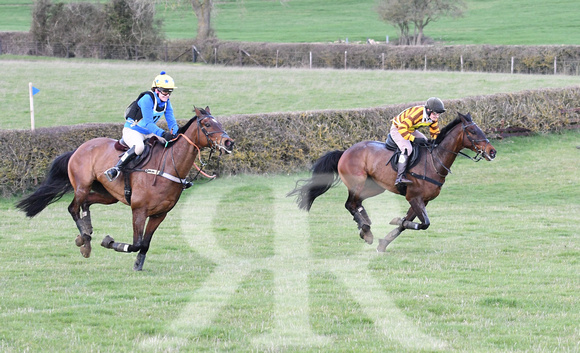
[425,97,446,114]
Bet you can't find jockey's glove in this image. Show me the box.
[413,137,428,145]
[162,131,175,141]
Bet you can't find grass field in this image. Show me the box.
[0,131,578,352]
[1,0,580,44]
[3,56,580,130]
[1,1,579,351]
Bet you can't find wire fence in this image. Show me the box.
[3,39,580,75]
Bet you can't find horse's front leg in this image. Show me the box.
[377,207,418,252]
[100,209,147,258]
[133,213,167,271]
[408,197,430,230]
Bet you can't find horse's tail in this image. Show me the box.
[287,150,345,211]
[16,151,75,218]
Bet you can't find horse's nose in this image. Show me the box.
[224,138,234,152]
[488,148,496,160]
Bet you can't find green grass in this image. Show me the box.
[0,130,578,352]
[3,56,580,130]
[1,0,580,44]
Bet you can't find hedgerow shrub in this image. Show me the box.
[3,32,580,74]
[1,87,579,197]
[29,0,163,59]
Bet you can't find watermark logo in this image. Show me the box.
[141,180,446,351]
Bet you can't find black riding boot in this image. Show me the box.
[105,146,137,182]
[395,154,412,186]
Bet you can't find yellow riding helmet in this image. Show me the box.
[151,71,176,89]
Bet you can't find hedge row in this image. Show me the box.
[1,87,579,197]
[187,40,580,74]
[3,32,580,74]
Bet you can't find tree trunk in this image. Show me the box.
[191,0,214,40]
[416,27,424,45]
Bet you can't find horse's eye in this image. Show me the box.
[205,122,211,128]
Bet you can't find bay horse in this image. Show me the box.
[288,112,496,252]
[17,107,234,270]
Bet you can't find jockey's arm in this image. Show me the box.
[138,96,165,136]
[395,113,419,141]
[163,101,179,135]
[429,121,440,139]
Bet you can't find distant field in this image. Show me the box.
[1,0,579,44]
[3,56,580,130]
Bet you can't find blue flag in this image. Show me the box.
[32,86,40,96]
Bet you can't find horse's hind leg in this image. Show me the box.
[345,191,374,245]
[71,191,119,258]
[68,187,93,258]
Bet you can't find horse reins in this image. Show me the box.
[460,121,491,162]
[145,115,225,188]
[427,120,490,179]
[167,115,228,184]
[174,132,216,180]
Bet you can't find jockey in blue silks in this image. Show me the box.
[105,71,180,182]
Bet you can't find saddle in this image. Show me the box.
[384,134,422,171]
[114,137,161,205]
[114,137,159,170]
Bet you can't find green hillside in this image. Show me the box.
[1,0,579,45]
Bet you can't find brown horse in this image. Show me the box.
[17,107,234,270]
[289,112,496,252]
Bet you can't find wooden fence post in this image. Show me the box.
[382,53,385,70]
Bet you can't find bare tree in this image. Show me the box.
[191,0,214,40]
[376,0,466,45]
[411,0,466,45]
[164,0,288,41]
[376,0,412,45]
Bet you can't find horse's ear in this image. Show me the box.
[194,106,201,116]
[205,106,210,114]
[458,112,469,120]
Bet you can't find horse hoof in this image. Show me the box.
[389,217,403,226]
[80,244,91,258]
[133,253,146,271]
[101,235,115,249]
[377,238,389,253]
[363,232,373,245]
[359,225,373,244]
[75,235,84,247]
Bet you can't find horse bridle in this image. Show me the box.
[196,115,229,154]
[460,121,490,162]
[157,114,228,187]
[429,119,490,178]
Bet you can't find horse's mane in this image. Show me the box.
[177,108,209,134]
[434,113,471,144]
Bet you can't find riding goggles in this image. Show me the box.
[157,88,173,96]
